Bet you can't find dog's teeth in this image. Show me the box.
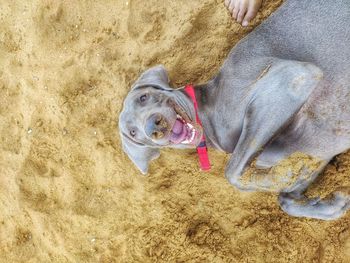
[190,130,195,142]
[177,114,184,120]
[180,127,196,144]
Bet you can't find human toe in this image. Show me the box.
[237,2,248,24]
[242,8,257,26]
[242,0,261,26]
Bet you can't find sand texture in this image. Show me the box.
[1,0,350,262]
[241,152,323,192]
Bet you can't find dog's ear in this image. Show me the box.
[132,65,173,91]
[120,133,160,175]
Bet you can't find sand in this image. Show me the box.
[241,152,323,192]
[1,0,350,262]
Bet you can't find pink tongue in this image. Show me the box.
[170,119,188,143]
[172,119,183,134]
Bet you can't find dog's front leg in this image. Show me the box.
[225,60,323,191]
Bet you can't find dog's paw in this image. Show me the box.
[278,191,350,220]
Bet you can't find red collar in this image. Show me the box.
[184,84,211,171]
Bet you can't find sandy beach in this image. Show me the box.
[1,0,350,262]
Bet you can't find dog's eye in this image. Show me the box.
[140,94,148,102]
[130,130,136,137]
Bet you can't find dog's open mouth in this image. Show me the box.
[169,101,202,145]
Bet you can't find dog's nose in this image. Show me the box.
[145,113,168,139]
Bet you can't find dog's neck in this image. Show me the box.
[178,83,221,150]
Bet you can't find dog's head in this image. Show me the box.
[118,65,203,174]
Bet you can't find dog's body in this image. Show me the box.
[119,0,350,220]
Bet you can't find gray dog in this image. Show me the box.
[119,0,350,220]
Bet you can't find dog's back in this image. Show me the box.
[254,0,350,72]
[223,0,350,159]
[268,0,350,157]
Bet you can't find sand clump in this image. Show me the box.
[1,0,350,262]
[241,152,323,192]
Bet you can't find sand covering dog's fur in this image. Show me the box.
[1,0,350,262]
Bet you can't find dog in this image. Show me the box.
[118,0,350,220]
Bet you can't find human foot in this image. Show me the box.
[224,0,262,26]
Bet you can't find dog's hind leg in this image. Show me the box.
[278,187,350,220]
[225,59,323,190]
[228,152,328,193]
[276,156,350,220]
